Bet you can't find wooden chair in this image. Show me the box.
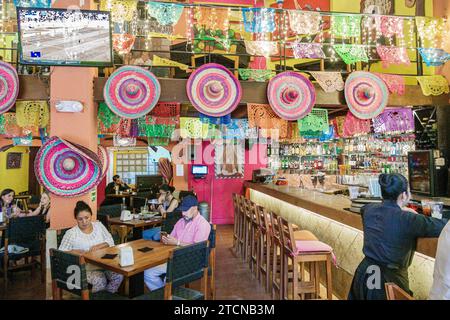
[239,196,252,263]
[256,205,271,292]
[97,205,131,245]
[49,249,125,300]
[56,228,71,248]
[385,283,414,300]
[1,215,46,290]
[232,194,242,255]
[208,224,217,300]
[135,241,209,300]
[248,200,260,277]
[278,216,333,300]
[269,210,284,300]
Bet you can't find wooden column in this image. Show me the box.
[49,0,98,229]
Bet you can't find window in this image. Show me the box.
[114,152,159,185]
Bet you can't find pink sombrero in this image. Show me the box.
[0,61,19,115]
[97,145,109,180]
[267,71,316,121]
[104,66,161,119]
[35,137,102,197]
[186,63,242,117]
[345,72,389,120]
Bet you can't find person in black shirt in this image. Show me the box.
[104,175,131,205]
[348,173,447,300]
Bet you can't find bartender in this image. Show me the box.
[348,173,448,300]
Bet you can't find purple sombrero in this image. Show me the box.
[186,63,242,117]
[345,72,389,120]
[0,61,19,115]
[104,66,161,119]
[267,71,316,121]
[97,145,109,180]
[35,137,102,197]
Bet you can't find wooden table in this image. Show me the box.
[106,193,136,208]
[83,239,174,298]
[108,217,162,240]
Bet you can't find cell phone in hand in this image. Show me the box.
[160,232,168,237]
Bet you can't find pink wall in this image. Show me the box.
[188,142,267,225]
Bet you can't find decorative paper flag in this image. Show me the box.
[267,71,316,121]
[186,63,242,117]
[332,116,346,138]
[309,72,344,93]
[147,2,184,26]
[112,34,135,55]
[12,135,33,146]
[245,40,279,57]
[291,41,326,59]
[416,75,450,96]
[376,16,404,38]
[374,73,406,96]
[418,48,450,67]
[113,135,136,147]
[103,66,161,119]
[2,113,22,138]
[372,108,415,134]
[343,112,372,137]
[199,113,231,125]
[331,15,361,37]
[376,46,410,68]
[238,69,275,82]
[242,8,276,33]
[344,72,389,120]
[333,45,369,64]
[101,0,137,22]
[415,17,446,42]
[288,10,322,35]
[15,101,49,130]
[180,117,208,139]
[195,7,232,31]
[13,0,51,7]
[153,55,190,71]
[298,108,329,138]
[0,61,19,115]
[98,102,121,134]
[35,137,102,197]
[148,102,180,125]
[223,119,249,140]
[247,103,288,139]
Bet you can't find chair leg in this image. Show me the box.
[293,260,299,300]
[282,254,288,300]
[326,255,333,300]
[266,239,271,293]
[314,262,320,299]
[271,243,277,300]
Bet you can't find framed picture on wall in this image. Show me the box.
[6,152,22,169]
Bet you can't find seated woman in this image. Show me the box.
[348,173,447,300]
[26,192,51,226]
[143,184,179,241]
[59,201,123,293]
[0,189,21,219]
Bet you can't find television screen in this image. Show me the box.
[17,7,113,66]
[192,165,208,175]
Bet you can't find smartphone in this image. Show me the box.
[160,232,168,237]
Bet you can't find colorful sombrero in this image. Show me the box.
[267,71,316,121]
[0,61,19,115]
[35,137,102,197]
[104,66,161,119]
[97,145,109,180]
[186,63,242,117]
[344,72,389,120]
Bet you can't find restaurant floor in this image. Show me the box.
[0,225,271,300]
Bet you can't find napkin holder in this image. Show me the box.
[119,246,134,267]
[120,210,132,221]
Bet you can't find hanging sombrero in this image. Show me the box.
[35,137,102,197]
[344,71,389,120]
[186,63,242,117]
[0,61,19,115]
[267,71,316,121]
[104,66,161,119]
[97,145,109,180]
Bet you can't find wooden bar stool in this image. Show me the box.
[232,193,242,255]
[248,201,260,276]
[240,196,252,263]
[278,216,334,300]
[256,205,271,292]
[269,210,284,300]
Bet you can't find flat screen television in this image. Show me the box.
[135,175,164,193]
[192,165,208,176]
[17,7,113,66]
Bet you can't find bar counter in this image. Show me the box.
[244,182,440,300]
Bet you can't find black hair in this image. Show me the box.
[0,189,15,206]
[113,175,120,181]
[74,201,93,219]
[379,174,409,201]
[160,184,175,194]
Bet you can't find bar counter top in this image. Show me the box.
[244,182,440,259]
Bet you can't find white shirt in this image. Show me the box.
[429,220,450,300]
[59,221,114,253]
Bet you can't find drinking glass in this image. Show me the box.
[421,200,432,216]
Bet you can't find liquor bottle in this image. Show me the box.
[267,143,271,156]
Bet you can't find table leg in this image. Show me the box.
[125,272,145,298]
[133,227,143,240]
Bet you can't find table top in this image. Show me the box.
[106,193,136,198]
[108,217,162,228]
[83,239,174,277]
[15,195,32,200]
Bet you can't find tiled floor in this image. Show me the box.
[0,225,271,300]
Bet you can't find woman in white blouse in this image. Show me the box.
[59,201,123,293]
[430,220,450,300]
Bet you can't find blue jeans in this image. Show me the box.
[143,227,161,241]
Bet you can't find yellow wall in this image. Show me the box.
[0,147,30,194]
